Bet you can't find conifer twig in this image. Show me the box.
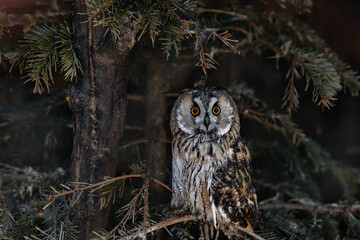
[161,0,183,24]
[212,31,241,55]
[282,59,297,113]
[106,182,148,239]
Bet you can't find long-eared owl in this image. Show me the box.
[170,86,257,238]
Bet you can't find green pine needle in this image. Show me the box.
[4,22,82,94]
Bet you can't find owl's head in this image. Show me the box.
[170,86,240,138]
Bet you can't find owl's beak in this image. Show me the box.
[204,114,210,130]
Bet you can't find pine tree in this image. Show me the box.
[1,0,360,239]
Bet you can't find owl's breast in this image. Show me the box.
[180,140,233,221]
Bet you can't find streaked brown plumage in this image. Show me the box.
[170,86,257,238]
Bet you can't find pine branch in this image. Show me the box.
[46,174,181,208]
[137,1,162,46]
[230,83,360,196]
[4,22,81,94]
[276,47,343,111]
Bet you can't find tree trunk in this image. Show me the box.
[145,57,168,185]
[68,1,139,239]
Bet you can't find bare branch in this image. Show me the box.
[120,215,197,240]
[120,215,265,240]
[238,108,283,131]
[259,202,360,213]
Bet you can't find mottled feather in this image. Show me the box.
[170,86,257,239]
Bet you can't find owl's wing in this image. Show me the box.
[210,140,257,231]
[171,156,185,208]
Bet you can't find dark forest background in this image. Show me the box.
[0,0,360,239]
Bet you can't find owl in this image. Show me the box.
[170,86,257,238]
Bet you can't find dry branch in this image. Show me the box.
[227,223,265,240]
[120,215,265,240]
[198,9,248,20]
[238,108,283,131]
[259,202,360,213]
[119,138,171,150]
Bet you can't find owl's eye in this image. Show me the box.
[190,107,200,116]
[212,106,221,115]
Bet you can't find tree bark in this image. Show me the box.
[68,1,139,239]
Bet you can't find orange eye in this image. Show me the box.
[212,106,221,115]
[191,107,200,116]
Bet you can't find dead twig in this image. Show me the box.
[151,178,174,194]
[119,139,148,150]
[119,138,171,150]
[238,107,283,131]
[226,222,265,240]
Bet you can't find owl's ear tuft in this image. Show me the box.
[193,85,228,92]
[180,88,191,94]
[215,86,228,92]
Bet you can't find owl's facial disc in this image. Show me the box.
[195,97,233,136]
[175,89,236,137]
